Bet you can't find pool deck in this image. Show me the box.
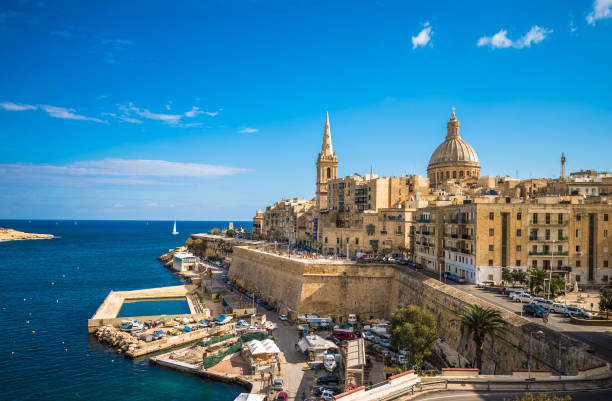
[91,284,196,319]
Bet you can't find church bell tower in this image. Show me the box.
[316,111,338,210]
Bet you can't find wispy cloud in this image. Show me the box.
[239,127,259,134]
[477,26,553,49]
[0,102,37,111]
[97,37,133,64]
[0,9,23,30]
[0,159,252,188]
[114,103,219,126]
[1,101,104,123]
[587,0,612,25]
[411,22,432,49]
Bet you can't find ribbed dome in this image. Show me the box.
[428,137,479,167]
[427,109,480,170]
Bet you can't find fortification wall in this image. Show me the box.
[390,269,603,375]
[228,246,605,374]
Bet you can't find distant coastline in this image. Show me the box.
[0,227,54,242]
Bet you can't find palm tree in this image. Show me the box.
[456,305,505,371]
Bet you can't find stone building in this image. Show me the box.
[414,195,612,284]
[253,108,612,285]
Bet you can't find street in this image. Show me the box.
[410,389,612,401]
[402,265,612,364]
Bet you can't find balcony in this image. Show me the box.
[528,251,569,256]
[451,234,458,239]
[421,231,432,235]
[461,249,472,255]
[529,220,568,226]
[419,217,431,223]
[529,236,568,242]
[461,234,472,240]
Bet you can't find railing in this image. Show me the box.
[529,251,569,256]
[529,236,569,241]
[461,234,472,240]
[419,217,431,222]
[451,234,458,238]
[529,220,568,225]
[461,249,472,255]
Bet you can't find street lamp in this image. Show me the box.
[528,330,544,380]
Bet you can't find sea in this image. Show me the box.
[0,220,251,401]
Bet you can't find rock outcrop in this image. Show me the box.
[0,228,54,241]
[95,326,141,354]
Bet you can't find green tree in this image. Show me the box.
[529,269,547,295]
[209,228,221,235]
[390,306,438,370]
[502,267,513,285]
[512,270,528,285]
[549,277,565,297]
[600,288,612,319]
[455,305,505,371]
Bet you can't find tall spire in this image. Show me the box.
[446,107,460,139]
[321,111,333,156]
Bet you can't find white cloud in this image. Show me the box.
[587,0,612,25]
[0,102,37,111]
[239,127,259,134]
[0,159,252,187]
[477,25,552,49]
[39,105,105,123]
[411,22,432,49]
[1,101,104,122]
[115,103,219,126]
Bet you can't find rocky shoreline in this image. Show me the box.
[94,326,140,354]
[0,227,54,242]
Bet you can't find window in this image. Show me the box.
[516,245,522,251]
[576,229,580,238]
[576,260,581,267]
[546,213,550,224]
[576,245,581,252]
[453,171,457,178]
[605,214,609,222]
[446,171,450,179]
[355,238,359,245]
[517,229,522,237]
[516,260,521,266]
[533,213,538,224]
[325,237,328,243]
[517,212,522,220]
[326,167,331,179]
[489,244,494,251]
[604,261,609,268]
[488,259,493,266]
[336,237,340,244]
[346,237,349,243]
[558,213,564,224]
[489,228,494,236]
[605,246,609,253]
[489,212,494,220]
[576,275,581,282]
[460,171,464,177]
[604,229,608,238]
[576,214,581,221]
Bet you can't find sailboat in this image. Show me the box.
[172,221,179,235]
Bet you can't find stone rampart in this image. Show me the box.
[229,246,606,374]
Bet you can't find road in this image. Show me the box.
[411,389,612,401]
[401,265,612,364]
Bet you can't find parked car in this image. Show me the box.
[477,280,495,288]
[320,391,335,401]
[380,339,391,348]
[314,387,342,396]
[523,304,547,317]
[414,263,424,270]
[272,378,283,390]
[512,293,533,303]
[364,333,377,342]
[530,297,545,305]
[316,375,340,385]
[549,302,566,314]
[276,392,288,401]
[380,349,392,357]
[535,299,554,310]
[396,354,407,365]
[564,306,593,319]
[278,314,288,321]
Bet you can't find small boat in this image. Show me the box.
[172,221,179,235]
[183,326,192,332]
[213,314,233,325]
[324,353,337,372]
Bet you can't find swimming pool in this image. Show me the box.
[117,298,190,317]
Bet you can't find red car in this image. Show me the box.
[276,392,288,401]
[414,263,424,269]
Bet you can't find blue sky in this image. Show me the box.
[1,0,611,220]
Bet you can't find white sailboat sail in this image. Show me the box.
[172,221,179,235]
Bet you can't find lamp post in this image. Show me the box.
[548,240,555,299]
[528,330,544,380]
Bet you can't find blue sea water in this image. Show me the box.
[0,220,251,401]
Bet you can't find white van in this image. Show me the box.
[348,314,357,325]
[549,303,565,314]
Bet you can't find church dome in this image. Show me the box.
[427,109,480,184]
[427,109,479,170]
[428,136,479,167]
